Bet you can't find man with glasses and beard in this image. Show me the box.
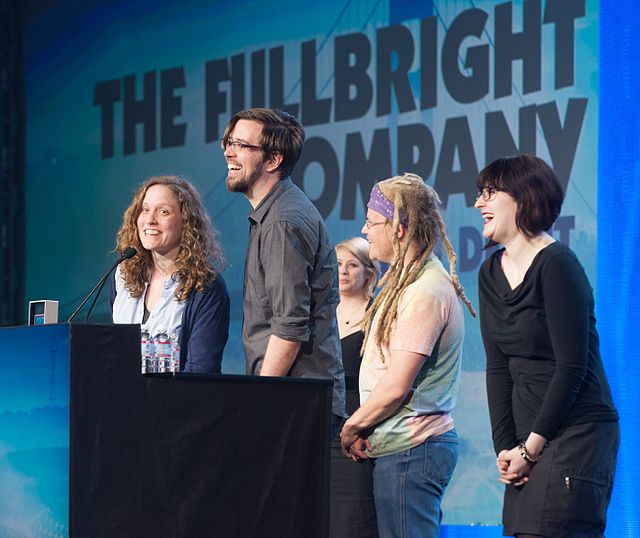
[222,108,346,438]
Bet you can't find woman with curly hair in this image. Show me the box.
[110,175,230,373]
[339,173,475,537]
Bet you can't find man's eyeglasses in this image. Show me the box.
[476,185,497,202]
[220,139,264,152]
[364,218,387,229]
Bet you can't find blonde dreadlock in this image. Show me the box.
[361,173,476,362]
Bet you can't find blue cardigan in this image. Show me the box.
[109,273,230,373]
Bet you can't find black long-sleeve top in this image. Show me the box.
[478,241,618,455]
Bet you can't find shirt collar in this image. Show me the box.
[248,177,293,224]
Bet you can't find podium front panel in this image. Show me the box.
[69,325,332,538]
[0,324,71,537]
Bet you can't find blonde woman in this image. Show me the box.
[340,174,475,537]
[331,237,379,537]
[110,175,230,373]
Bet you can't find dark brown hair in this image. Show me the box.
[477,154,564,247]
[222,108,305,179]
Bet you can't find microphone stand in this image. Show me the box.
[83,271,113,322]
[67,248,137,323]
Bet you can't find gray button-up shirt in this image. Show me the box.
[243,177,346,417]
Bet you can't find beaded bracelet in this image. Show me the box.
[518,440,540,464]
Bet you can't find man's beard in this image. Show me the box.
[226,164,263,194]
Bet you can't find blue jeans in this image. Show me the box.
[372,429,458,538]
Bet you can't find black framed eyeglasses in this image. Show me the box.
[476,185,497,202]
[220,139,264,152]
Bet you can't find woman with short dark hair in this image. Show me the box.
[475,154,619,538]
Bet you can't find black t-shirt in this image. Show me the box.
[478,241,618,454]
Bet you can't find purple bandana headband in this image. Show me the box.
[367,184,408,227]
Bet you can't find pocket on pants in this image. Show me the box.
[546,467,612,528]
[422,431,459,487]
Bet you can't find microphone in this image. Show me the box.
[67,247,137,323]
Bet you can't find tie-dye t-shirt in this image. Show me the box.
[360,255,465,458]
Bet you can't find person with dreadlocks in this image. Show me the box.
[339,173,475,537]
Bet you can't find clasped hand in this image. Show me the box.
[339,422,372,462]
[496,446,531,486]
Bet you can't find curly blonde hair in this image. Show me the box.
[361,173,476,362]
[115,175,224,301]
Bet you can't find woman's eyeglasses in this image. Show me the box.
[475,185,497,202]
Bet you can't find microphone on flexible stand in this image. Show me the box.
[67,247,137,323]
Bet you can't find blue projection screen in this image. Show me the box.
[597,0,640,537]
[18,0,638,534]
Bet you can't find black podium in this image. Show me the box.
[0,324,332,537]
